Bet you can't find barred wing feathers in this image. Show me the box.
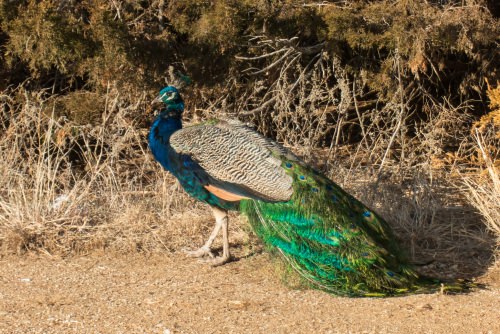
[170,120,294,202]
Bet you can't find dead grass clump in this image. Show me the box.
[461,132,500,251]
[458,81,500,259]
[473,80,500,140]
[45,92,105,126]
[0,87,173,254]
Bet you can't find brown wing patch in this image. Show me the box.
[204,185,250,202]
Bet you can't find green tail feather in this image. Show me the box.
[240,159,475,297]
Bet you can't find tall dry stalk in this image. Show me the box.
[462,131,500,247]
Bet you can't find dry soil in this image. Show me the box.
[0,252,499,334]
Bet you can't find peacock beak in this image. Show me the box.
[151,96,162,105]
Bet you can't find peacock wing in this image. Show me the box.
[170,120,294,202]
[215,119,299,162]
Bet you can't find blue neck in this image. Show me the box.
[148,107,183,173]
[164,101,184,112]
[151,100,184,139]
[152,114,182,139]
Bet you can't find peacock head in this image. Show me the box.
[152,86,184,117]
[155,86,182,104]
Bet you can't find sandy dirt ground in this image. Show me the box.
[0,252,499,334]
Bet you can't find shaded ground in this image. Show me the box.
[0,252,499,334]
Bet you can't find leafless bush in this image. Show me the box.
[218,36,473,175]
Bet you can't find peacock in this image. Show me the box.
[148,85,472,297]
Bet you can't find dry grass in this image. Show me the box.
[462,132,500,247]
[457,81,500,265]
[0,80,498,281]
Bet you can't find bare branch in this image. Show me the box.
[235,48,289,61]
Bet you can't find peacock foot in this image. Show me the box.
[183,246,215,259]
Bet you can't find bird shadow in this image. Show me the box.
[358,175,497,281]
[209,243,265,264]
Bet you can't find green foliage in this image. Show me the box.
[322,1,499,96]
[0,0,176,91]
[3,1,93,76]
[0,0,498,136]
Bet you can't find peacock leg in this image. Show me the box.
[205,206,231,266]
[183,218,221,258]
[184,206,231,266]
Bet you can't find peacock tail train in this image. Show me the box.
[240,159,470,297]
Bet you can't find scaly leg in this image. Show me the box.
[184,213,222,258]
[184,206,231,266]
[209,206,231,266]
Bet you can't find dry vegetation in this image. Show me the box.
[461,82,500,256]
[0,0,499,282]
